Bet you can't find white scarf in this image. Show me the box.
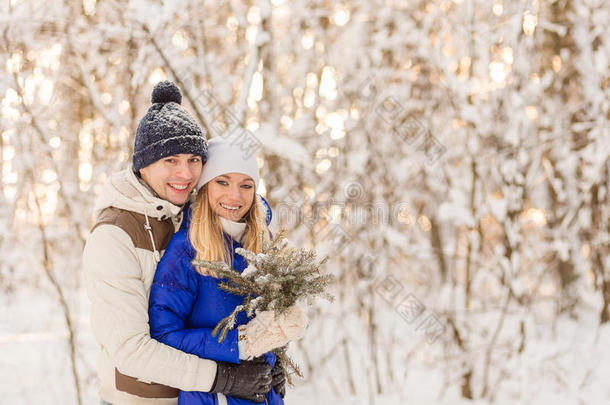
[220,216,247,243]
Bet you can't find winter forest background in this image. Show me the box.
[1,0,609,404]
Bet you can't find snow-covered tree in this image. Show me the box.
[0,0,608,403]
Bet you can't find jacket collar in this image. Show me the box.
[219,217,247,243]
[93,165,190,228]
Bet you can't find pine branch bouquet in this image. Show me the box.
[191,229,334,383]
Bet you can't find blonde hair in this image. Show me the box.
[189,183,270,277]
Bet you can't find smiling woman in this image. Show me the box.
[188,136,265,263]
[147,135,294,405]
[206,173,255,222]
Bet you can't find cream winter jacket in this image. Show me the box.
[83,167,217,405]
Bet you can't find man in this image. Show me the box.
[83,81,273,405]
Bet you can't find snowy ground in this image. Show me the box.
[2,285,610,404]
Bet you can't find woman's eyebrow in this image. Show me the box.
[216,174,253,183]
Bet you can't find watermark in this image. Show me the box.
[353,73,447,165]
[354,251,446,344]
[375,272,446,344]
[278,178,446,344]
[315,223,353,254]
[276,181,412,229]
[343,180,365,201]
[177,66,263,159]
[279,182,357,254]
[275,178,424,256]
[220,125,263,160]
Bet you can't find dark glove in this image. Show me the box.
[271,360,286,398]
[210,358,272,403]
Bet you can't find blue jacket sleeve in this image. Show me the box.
[149,231,240,364]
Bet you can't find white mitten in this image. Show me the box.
[238,304,308,359]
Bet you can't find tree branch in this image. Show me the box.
[142,23,212,136]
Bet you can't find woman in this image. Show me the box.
[149,137,307,405]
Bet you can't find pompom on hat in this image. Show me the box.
[132,81,208,172]
[196,136,260,190]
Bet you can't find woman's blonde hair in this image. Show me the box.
[189,183,270,276]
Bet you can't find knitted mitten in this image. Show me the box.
[238,304,308,359]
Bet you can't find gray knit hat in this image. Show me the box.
[132,81,208,172]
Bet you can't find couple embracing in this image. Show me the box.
[83,81,307,405]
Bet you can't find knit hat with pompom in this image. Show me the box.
[132,81,208,172]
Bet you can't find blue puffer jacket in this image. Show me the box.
[149,197,282,405]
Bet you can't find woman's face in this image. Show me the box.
[206,173,255,222]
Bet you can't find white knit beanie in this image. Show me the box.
[196,136,260,190]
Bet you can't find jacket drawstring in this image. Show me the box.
[144,212,161,263]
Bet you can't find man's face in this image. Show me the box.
[139,154,203,205]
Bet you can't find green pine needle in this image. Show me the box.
[191,229,335,383]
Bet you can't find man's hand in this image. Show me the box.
[271,360,286,398]
[210,358,272,402]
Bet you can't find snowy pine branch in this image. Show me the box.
[191,229,334,383]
